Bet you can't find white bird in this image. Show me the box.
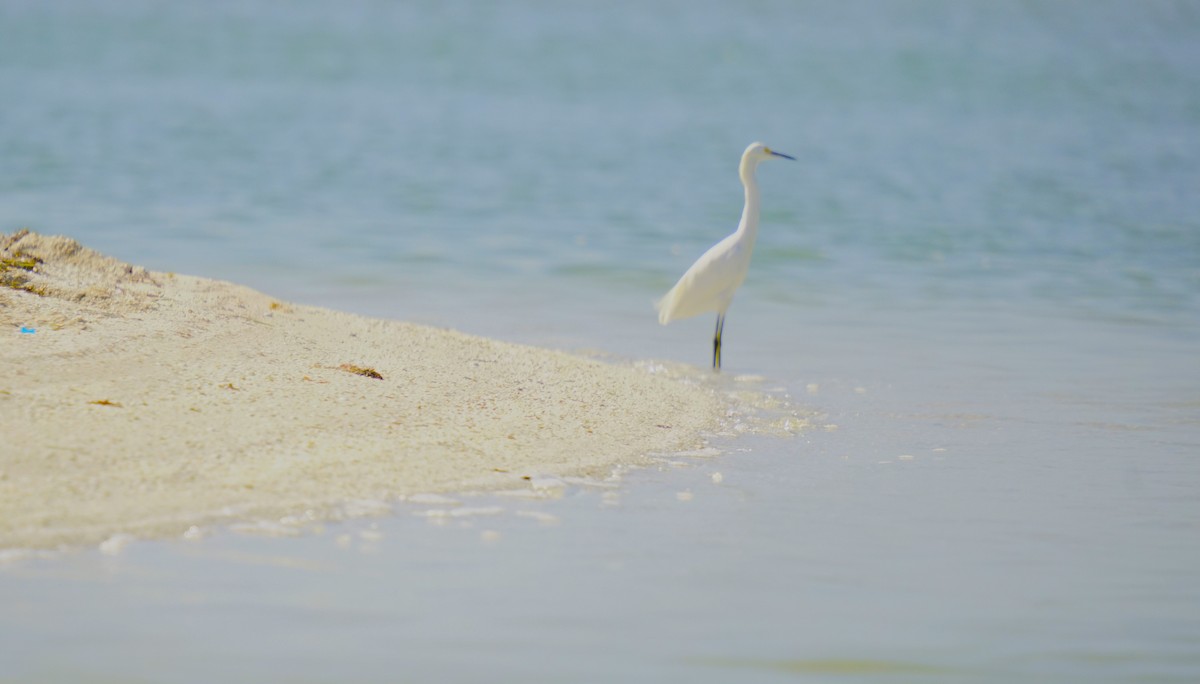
[656,142,794,370]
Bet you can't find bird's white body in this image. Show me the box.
[656,225,754,324]
[656,162,761,324]
[656,142,792,369]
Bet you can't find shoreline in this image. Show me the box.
[1,230,732,550]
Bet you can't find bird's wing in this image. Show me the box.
[657,234,749,324]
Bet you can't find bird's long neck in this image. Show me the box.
[736,159,762,243]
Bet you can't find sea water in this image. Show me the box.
[2,1,1198,681]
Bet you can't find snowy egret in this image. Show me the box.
[656,142,794,370]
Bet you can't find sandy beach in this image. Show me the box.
[0,230,729,550]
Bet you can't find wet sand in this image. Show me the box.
[0,230,727,550]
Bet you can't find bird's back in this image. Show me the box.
[656,232,752,324]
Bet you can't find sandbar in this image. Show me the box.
[0,230,726,550]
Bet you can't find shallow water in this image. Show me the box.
[3,0,1199,681]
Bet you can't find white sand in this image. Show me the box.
[0,230,728,550]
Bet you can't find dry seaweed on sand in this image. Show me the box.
[338,363,384,380]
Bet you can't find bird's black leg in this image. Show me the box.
[713,313,725,371]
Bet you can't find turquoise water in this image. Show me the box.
[3,1,1199,681]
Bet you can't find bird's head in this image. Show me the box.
[744,141,796,162]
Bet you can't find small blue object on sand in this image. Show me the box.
[19,327,36,334]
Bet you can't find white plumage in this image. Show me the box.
[656,142,793,369]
